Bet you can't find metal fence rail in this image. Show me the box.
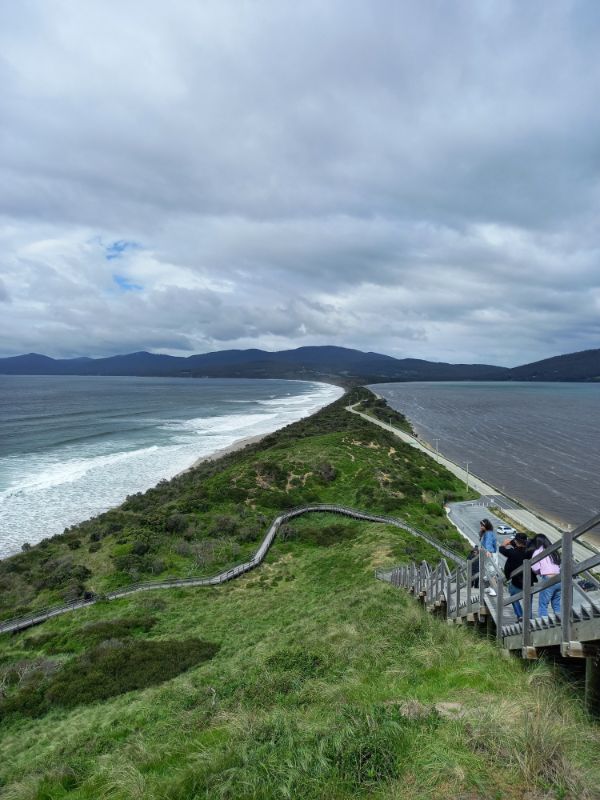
[378,510,600,712]
[0,504,463,635]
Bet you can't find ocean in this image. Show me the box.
[0,376,342,557]
[372,381,600,529]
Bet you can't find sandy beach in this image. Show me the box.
[177,433,268,476]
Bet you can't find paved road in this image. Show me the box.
[446,500,515,547]
[347,404,598,562]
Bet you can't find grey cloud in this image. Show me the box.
[0,278,9,302]
[1,1,600,364]
[1,2,598,229]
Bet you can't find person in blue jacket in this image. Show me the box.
[479,518,498,596]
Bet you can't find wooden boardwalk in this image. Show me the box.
[3,494,599,710]
[0,503,463,636]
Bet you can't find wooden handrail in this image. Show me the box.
[508,540,562,578]
[0,503,464,635]
[496,580,504,642]
[522,559,532,650]
[382,514,600,671]
[561,530,574,648]
[570,510,600,542]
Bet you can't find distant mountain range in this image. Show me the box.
[0,346,599,386]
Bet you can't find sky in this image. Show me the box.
[1,1,599,367]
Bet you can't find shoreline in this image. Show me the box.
[0,379,344,558]
[414,431,569,530]
[369,386,592,534]
[176,433,268,476]
[349,403,600,552]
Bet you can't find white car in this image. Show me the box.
[496,524,517,536]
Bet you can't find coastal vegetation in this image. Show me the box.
[0,388,468,622]
[1,389,599,798]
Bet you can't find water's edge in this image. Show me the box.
[0,378,343,557]
[373,381,600,529]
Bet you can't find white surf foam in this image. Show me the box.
[0,381,343,557]
[159,412,277,435]
[0,446,161,498]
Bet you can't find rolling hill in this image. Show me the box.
[0,345,599,384]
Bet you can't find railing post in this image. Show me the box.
[454,566,462,619]
[445,572,452,620]
[561,530,574,655]
[496,579,504,643]
[478,548,485,600]
[466,559,472,612]
[522,559,532,650]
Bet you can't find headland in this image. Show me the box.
[1,388,598,799]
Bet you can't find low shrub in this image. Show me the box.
[316,461,337,483]
[164,514,188,534]
[211,515,238,536]
[35,557,92,591]
[423,502,444,517]
[290,522,359,547]
[1,637,219,718]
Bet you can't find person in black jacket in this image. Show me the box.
[498,532,537,621]
[467,545,480,588]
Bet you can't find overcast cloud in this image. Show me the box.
[1,0,599,366]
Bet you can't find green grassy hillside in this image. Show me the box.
[1,389,599,799]
[0,389,468,621]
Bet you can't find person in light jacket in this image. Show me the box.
[479,518,498,596]
[531,533,561,617]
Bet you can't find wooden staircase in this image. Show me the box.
[378,511,600,713]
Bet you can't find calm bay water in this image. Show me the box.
[0,376,342,557]
[372,382,600,529]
